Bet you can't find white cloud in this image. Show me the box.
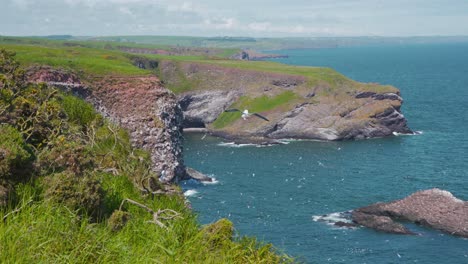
[11,0,30,9]
[167,1,195,12]
[204,17,238,30]
[119,6,133,16]
[3,0,468,37]
[248,22,271,32]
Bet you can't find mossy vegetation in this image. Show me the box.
[0,49,293,262]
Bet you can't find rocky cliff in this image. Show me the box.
[158,60,412,142]
[27,66,188,182]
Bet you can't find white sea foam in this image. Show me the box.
[217,142,258,148]
[393,130,423,136]
[183,189,198,197]
[312,211,354,228]
[202,177,219,185]
[217,142,282,148]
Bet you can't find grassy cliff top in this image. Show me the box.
[0,37,397,96]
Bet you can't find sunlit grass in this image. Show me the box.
[212,91,299,129]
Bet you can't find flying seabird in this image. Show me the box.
[224,109,269,121]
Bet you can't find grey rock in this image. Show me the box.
[185,167,213,182]
[355,91,376,98]
[179,90,241,127]
[351,211,415,235]
[372,93,403,101]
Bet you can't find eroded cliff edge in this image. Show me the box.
[27,66,188,182]
[157,60,412,142]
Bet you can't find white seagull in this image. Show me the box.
[224,109,270,121]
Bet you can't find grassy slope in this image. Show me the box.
[0,52,292,262]
[0,43,150,77]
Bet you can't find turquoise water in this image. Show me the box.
[182,44,468,263]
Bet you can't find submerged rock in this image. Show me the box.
[352,189,468,237]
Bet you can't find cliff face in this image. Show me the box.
[27,66,186,182]
[159,61,412,142]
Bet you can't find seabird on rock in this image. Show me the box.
[224,109,269,121]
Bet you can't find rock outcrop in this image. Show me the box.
[158,61,413,142]
[27,66,187,182]
[179,90,241,128]
[352,189,468,237]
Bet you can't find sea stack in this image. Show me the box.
[352,189,468,237]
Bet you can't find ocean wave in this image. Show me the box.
[182,175,219,185]
[183,189,199,197]
[217,142,284,148]
[393,130,423,136]
[217,142,258,148]
[312,211,356,228]
[202,177,219,185]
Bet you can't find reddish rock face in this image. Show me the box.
[27,66,81,84]
[27,67,186,183]
[353,189,468,237]
[90,76,186,182]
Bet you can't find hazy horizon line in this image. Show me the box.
[3,34,468,39]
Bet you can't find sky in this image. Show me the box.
[1,0,468,37]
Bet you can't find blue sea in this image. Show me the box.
[182,43,468,263]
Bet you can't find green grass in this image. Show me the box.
[0,36,240,59]
[212,91,299,129]
[0,44,150,77]
[62,95,97,127]
[1,177,292,263]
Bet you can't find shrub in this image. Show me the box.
[201,218,234,248]
[43,171,104,218]
[0,125,34,181]
[61,94,97,128]
[36,138,93,176]
[108,210,131,232]
[0,182,13,207]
